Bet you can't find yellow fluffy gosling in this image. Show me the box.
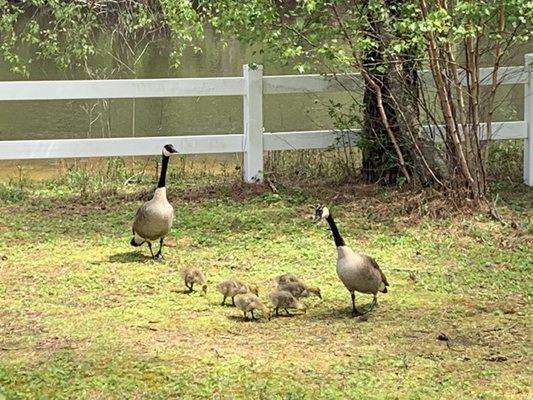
[181,267,207,294]
[268,290,305,316]
[234,293,271,321]
[275,273,302,286]
[278,281,322,299]
[217,279,259,306]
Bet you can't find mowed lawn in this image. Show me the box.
[0,177,531,399]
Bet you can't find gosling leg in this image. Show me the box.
[275,307,279,316]
[284,308,291,315]
[189,283,194,293]
[251,310,255,320]
[231,297,236,306]
[221,296,226,306]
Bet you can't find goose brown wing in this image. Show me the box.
[366,255,389,286]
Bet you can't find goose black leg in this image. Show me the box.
[371,294,378,309]
[351,292,362,316]
[147,242,155,259]
[154,238,164,260]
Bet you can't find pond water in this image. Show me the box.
[0,28,353,143]
[0,21,531,180]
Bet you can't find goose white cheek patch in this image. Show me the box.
[162,148,173,157]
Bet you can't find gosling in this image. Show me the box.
[234,293,271,321]
[275,273,302,286]
[269,290,305,316]
[217,279,259,306]
[279,281,322,300]
[181,267,207,294]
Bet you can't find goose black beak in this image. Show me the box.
[164,144,179,154]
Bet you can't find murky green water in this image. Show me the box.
[0,24,531,142]
[0,28,355,142]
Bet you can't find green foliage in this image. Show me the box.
[0,0,204,76]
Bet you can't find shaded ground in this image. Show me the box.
[0,176,531,399]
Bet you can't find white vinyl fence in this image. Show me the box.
[1,54,532,186]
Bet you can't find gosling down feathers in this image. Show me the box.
[269,290,305,316]
[278,281,322,300]
[314,204,389,316]
[275,273,301,286]
[234,293,270,321]
[131,144,178,260]
[217,279,259,306]
[181,267,207,294]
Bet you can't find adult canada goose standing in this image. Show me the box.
[314,204,389,316]
[131,144,178,260]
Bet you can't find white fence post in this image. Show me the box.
[243,64,264,183]
[524,54,533,186]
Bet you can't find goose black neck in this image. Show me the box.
[157,154,170,188]
[326,214,345,247]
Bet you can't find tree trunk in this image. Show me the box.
[361,0,445,187]
[360,20,402,185]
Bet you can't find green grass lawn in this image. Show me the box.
[0,175,531,399]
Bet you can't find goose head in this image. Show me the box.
[162,144,179,157]
[313,204,330,223]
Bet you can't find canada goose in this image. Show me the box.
[217,279,259,306]
[278,281,322,300]
[268,290,305,316]
[275,273,302,286]
[181,267,207,294]
[234,293,271,320]
[314,204,389,316]
[130,144,178,260]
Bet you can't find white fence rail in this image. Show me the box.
[1,55,532,185]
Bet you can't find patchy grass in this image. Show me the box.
[0,172,531,399]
